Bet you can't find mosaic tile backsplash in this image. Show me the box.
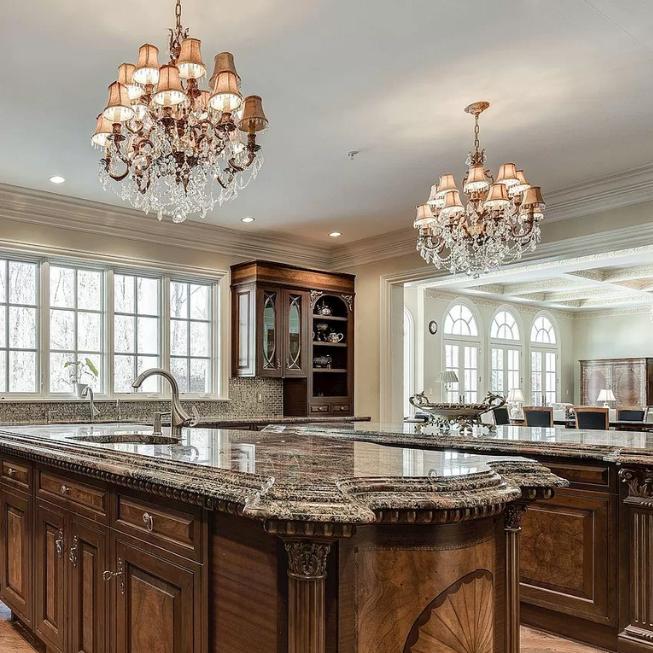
[0,377,283,425]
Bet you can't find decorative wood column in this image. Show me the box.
[619,468,653,650]
[283,539,332,653]
[504,502,527,653]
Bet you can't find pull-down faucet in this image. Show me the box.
[131,368,191,436]
[81,386,100,421]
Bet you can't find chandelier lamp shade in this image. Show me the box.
[91,0,268,223]
[414,102,545,277]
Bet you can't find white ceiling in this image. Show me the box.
[3,0,653,244]
[416,248,653,313]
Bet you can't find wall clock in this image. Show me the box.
[428,320,438,335]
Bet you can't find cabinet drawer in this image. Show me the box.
[37,471,107,518]
[545,462,611,490]
[1,458,31,491]
[331,403,351,414]
[310,405,330,414]
[114,494,202,561]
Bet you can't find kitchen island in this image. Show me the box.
[280,421,653,652]
[0,423,564,653]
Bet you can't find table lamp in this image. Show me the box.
[437,370,459,400]
[507,388,525,419]
[597,388,616,408]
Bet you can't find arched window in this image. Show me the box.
[443,303,480,403]
[490,309,521,397]
[444,304,478,337]
[403,307,414,417]
[530,314,558,405]
[531,316,556,344]
[491,311,520,340]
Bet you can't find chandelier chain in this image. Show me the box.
[175,0,182,30]
[473,114,480,155]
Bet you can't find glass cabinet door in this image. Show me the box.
[287,294,302,372]
[262,291,278,371]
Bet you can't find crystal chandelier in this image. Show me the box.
[414,102,545,277]
[91,0,268,223]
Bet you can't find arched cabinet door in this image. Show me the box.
[283,290,309,378]
[256,287,282,378]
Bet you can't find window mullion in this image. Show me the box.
[41,260,50,397]
[107,269,114,397]
[162,276,171,397]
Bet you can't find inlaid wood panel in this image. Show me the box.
[338,520,497,653]
[35,501,66,653]
[70,518,107,653]
[0,490,31,625]
[580,358,651,407]
[520,489,616,625]
[115,538,198,653]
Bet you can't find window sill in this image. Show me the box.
[0,395,230,403]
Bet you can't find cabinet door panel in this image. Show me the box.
[70,518,107,653]
[256,288,282,377]
[232,285,255,377]
[35,501,66,653]
[0,489,32,625]
[115,539,197,653]
[283,291,309,378]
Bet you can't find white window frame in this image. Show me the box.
[489,308,522,398]
[0,249,225,401]
[529,313,559,406]
[403,307,415,417]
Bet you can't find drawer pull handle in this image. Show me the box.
[60,485,70,495]
[103,559,125,595]
[55,529,64,558]
[142,512,154,532]
[69,536,78,568]
[6,467,16,476]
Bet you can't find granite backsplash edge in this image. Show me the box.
[0,377,283,425]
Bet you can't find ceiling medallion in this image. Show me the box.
[91,0,268,223]
[414,102,545,277]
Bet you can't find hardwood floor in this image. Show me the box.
[0,602,612,653]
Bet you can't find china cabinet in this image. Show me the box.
[231,260,355,415]
[580,357,653,407]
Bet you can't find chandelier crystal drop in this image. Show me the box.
[92,0,268,223]
[414,102,545,277]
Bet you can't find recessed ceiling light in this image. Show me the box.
[241,217,255,223]
[49,175,65,184]
[329,232,342,237]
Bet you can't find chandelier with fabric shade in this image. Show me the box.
[414,102,545,277]
[92,0,268,223]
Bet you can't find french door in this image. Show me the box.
[490,346,521,397]
[531,349,557,405]
[444,342,479,403]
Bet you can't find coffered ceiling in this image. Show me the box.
[3,0,653,244]
[417,249,653,313]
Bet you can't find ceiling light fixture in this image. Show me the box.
[92,0,268,224]
[241,217,255,223]
[414,102,545,278]
[329,232,342,237]
[49,176,65,184]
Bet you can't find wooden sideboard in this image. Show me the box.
[231,260,355,416]
[580,357,653,407]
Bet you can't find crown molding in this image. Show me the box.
[574,306,652,320]
[330,228,418,270]
[0,184,332,270]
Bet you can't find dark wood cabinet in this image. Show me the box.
[232,261,355,416]
[35,500,67,653]
[580,357,653,407]
[0,487,32,626]
[114,537,200,653]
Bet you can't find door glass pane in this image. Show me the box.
[262,292,277,369]
[288,295,301,369]
[238,292,249,368]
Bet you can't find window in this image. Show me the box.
[0,251,222,398]
[444,304,478,336]
[490,309,521,397]
[530,314,558,405]
[443,303,480,402]
[403,308,414,416]
[531,316,556,344]
[170,281,212,394]
[113,274,161,394]
[0,260,38,392]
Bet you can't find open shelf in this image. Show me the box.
[312,315,348,322]
[313,368,347,373]
[312,342,347,348]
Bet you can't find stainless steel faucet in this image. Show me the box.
[81,386,100,421]
[131,368,191,436]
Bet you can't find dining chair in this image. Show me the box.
[523,406,553,427]
[616,407,646,422]
[574,406,609,430]
[492,406,510,426]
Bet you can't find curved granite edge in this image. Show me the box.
[280,424,653,465]
[0,428,565,525]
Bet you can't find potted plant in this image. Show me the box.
[65,358,99,398]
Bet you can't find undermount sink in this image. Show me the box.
[67,433,181,445]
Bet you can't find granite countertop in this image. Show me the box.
[191,415,371,427]
[0,423,565,524]
[272,421,653,465]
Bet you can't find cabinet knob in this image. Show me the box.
[6,467,16,476]
[142,512,154,532]
[60,485,70,495]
